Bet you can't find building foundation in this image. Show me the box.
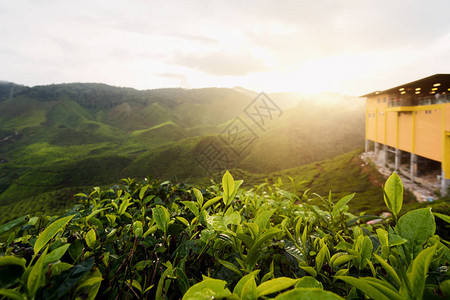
[382,144,388,166]
[410,153,418,182]
[394,148,401,171]
[442,168,450,197]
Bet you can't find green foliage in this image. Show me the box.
[383,172,403,218]
[396,208,436,260]
[34,215,74,254]
[0,82,371,225]
[0,171,448,299]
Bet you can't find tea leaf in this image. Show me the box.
[181,201,199,218]
[133,220,143,238]
[332,193,355,218]
[139,185,148,200]
[383,172,403,217]
[40,257,94,300]
[336,276,391,300]
[203,196,222,210]
[275,288,343,300]
[247,228,281,268]
[396,208,435,258]
[315,245,329,271]
[295,276,323,289]
[0,256,26,268]
[241,275,257,300]
[255,209,275,232]
[68,239,84,262]
[373,254,400,286]
[34,215,74,254]
[0,215,29,236]
[152,206,170,235]
[433,212,450,224]
[27,246,48,298]
[408,243,437,299]
[218,259,242,277]
[0,289,25,300]
[222,171,235,206]
[85,229,97,250]
[256,277,298,298]
[182,278,231,300]
[360,277,403,300]
[233,270,260,296]
[44,244,71,265]
[192,188,203,208]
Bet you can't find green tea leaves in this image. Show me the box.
[383,172,403,218]
[222,171,235,206]
[396,208,435,258]
[27,246,48,298]
[407,243,438,299]
[0,171,446,300]
[332,193,355,218]
[192,188,203,208]
[152,205,170,236]
[275,288,344,300]
[0,256,26,268]
[256,277,299,298]
[85,229,97,250]
[0,215,29,236]
[34,215,74,254]
[182,278,231,300]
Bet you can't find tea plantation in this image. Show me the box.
[0,172,448,299]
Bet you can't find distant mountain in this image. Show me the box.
[0,81,365,222]
[240,94,365,172]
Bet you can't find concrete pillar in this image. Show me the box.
[383,144,388,165]
[441,168,450,197]
[410,153,417,182]
[365,139,369,154]
[374,142,379,155]
[394,148,401,171]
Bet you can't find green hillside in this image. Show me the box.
[0,147,408,223]
[0,81,371,224]
[240,97,365,172]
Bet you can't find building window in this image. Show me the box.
[377,98,380,103]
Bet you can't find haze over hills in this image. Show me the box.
[0,81,365,222]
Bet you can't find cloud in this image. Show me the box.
[0,0,449,94]
[172,51,270,76]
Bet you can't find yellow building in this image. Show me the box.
[362,74,450,195]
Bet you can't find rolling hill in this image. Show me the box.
[0,81,368,222]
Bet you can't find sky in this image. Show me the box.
[1,0,449,96]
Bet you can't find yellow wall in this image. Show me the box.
[446,105,450,131]
[366,108,376,140]
[376,112,385,142]
[414,109,442,161]
[385,111,397,148]
[366,94,389,142]
[397,112,413,152]
[445,133,450,179]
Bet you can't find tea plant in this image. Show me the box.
[0,171,448,299]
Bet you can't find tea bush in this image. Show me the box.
[0,172,448,299]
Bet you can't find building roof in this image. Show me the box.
[360,74,450,98]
